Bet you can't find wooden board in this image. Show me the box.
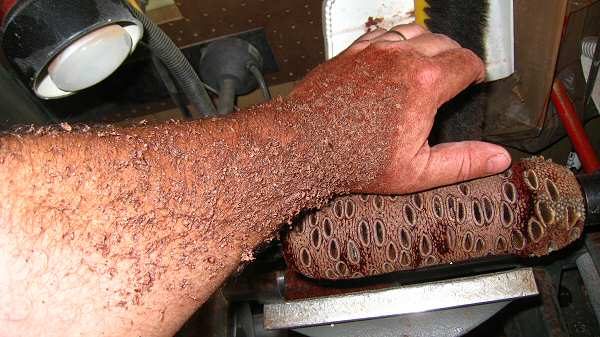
[484,0,569,147]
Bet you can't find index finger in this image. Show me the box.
[431,48,486,107]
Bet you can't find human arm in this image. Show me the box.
[0,24,510,337]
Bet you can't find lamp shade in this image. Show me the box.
[0,0,142,99]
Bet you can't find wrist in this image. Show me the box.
[250,93,396,196]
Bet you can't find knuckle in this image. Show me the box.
[346,40,370,54]
[433,33,460,47]
[407,23,427,35]
[415,63,441,87]
[371,40,400,50]
[414,24,428,33]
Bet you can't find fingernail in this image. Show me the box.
[486,154,510,174]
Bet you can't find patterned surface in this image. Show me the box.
[283,157,586,280]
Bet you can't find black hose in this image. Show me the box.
[126,2,216,117]
[248,64,271,100]
[151,55,191,119]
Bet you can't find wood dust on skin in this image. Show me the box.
[0,43,469,335]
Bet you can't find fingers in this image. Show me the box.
[356,28,387,42]
[389,23,428,39]
[374,23,428,42]
[429,49,486,106]
[340,29,387,57]
[414,141,511,191]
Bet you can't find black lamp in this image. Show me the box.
[0,0,142,99]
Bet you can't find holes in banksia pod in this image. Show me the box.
[373,195,385,211]
[459,183,470,196]
[482,196,495,223]
[398,227,412,250]
[328,239,340,260]
[358,220,370,246]
[500,201,514,228]
[347,240,360,264]
[403,204,416,226]
[419,234,433,256]
[383,262,394,273]
[411,194,424,210]
[310,227,321,249]
[462,231,474,252]
[495,235,508,252]
[502,182,517,204]
[400,251,411,266]
[335,261,348,276]
[474,237,486,255]
[524,170,539,190]
[333,200,344,219]
[374,219,386,247]
[535,201,555,226]
[527,218,545,243]
[322,217,333,239]
[446,195,456,220]
[386,242,398,262]
[344,199,356,219]
[424,255,437,266]
[472,200,483,226]
[307,213,318,227]
[432,194,444,218]
[456,199,466,223]
[545,179,559,202]
[300,247,311,267]
[511,230,526,250]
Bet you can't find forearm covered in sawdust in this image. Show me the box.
[0,89,396,336]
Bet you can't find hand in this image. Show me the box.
[290,24,511,194]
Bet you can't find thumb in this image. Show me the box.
[414,141,511,191]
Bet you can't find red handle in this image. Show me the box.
[551,79,600,174]
[0,0,17,24]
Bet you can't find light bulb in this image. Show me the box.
[47,24,132,93]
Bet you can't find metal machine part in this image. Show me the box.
[293,302,510,337]
[581,36,600,113]
[578,172,600,226]
[199,38,265,115]
[575,253,600,321]
[223,271,285,303]
[263,268,538,331]
[204,235,600,337]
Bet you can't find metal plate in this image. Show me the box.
[264,268,538,330]
[293,301,510,337]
